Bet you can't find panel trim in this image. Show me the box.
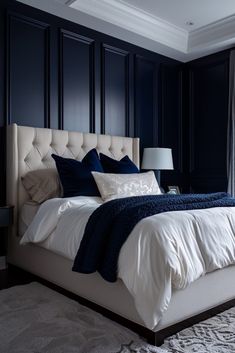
[189,58,229,175]
[160,64,183,174]
[134,54,158,146]
[59,28,95,132]
[6,12,50,127]
[101,43,130,135]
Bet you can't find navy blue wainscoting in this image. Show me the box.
[0,0,231,201]
[187,50,229,193]
[0,0,186,202]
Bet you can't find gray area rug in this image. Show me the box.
[0,282,165,353]
[1,282,235,353]
[162,306,235,353]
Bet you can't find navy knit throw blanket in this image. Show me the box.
[73,192,235,282]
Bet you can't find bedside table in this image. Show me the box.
[0,206,14,270]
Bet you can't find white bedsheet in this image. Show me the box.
[20,197,235,330]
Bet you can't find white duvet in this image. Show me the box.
[20,196,235,330]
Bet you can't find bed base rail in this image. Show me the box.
[5,264,235,346]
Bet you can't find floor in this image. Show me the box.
[0,264,36,290]
[0,264,158,344]
[1,281,163,353]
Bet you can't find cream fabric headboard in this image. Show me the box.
[6,124,139,236]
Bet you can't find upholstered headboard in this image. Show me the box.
[6,124,139,236]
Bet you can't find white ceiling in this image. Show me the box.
[119,0,235,31]
[17,0,235,62]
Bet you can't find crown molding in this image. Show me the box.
[70,0,188,53]
[16,0,235,62]
[189,15,235,53]
[65,0,76,5]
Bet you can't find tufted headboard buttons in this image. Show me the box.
[6,124,139,237]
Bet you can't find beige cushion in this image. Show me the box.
[22,169,61,203]
[92,171,161,202]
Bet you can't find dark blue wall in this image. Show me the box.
[187,50,230,192]
[0,0,230,202]
[0,0,187,202]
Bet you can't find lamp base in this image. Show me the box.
[154,170,161,186]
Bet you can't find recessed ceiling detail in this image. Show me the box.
[116,0,235,31]
[71,0,188,53]
[16,0,235,62]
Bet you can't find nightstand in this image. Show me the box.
[0,206,14,270]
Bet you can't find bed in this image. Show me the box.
[6,123,235,345]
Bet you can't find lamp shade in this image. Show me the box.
[141,148,174,170]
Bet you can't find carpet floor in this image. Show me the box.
[0,282,235,353]
[162,306,235,353]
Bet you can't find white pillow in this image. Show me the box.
[92,171,161,202]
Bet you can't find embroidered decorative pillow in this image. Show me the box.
[22,169,61,203]
[100,153,139,173]
[52,149,104,197]
[92,171,161,201]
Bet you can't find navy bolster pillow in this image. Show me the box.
[52,149,104,197]
[100,153,139,173]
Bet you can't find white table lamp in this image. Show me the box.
[141,147,174,185]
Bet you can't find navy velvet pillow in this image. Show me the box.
[100,153,139,173]
[52,149,103,197]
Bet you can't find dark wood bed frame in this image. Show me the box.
[1,264,235,346]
